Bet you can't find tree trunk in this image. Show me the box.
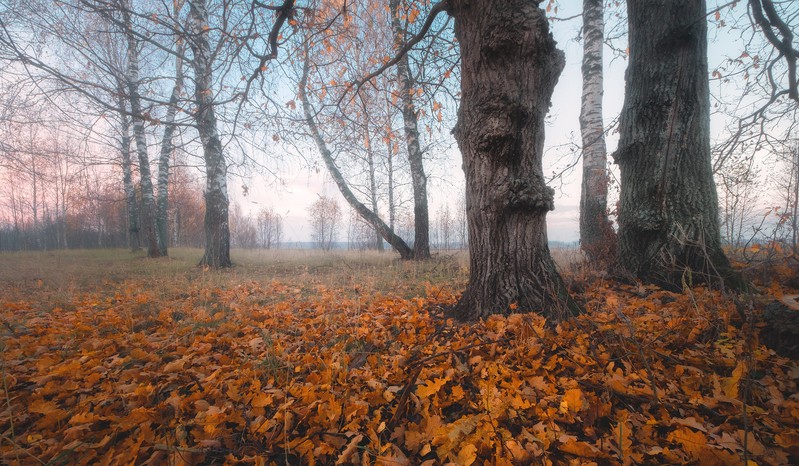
[117,93,140,252]
[385,122,396,232]
[300,49,414,259]
[121,3,161,258]
[156,40,185,256]
[449,0,579,320]
[390,0,430,260]
[579,0,615,264]
[361,104,385,251]
[615,0,743,290]
[189,0,231,268]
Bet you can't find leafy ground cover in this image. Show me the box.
[0,249,797,465]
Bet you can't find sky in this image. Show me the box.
[228,4,621,245]
[226,1,756,245]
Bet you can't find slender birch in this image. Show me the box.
[579,0,615,264]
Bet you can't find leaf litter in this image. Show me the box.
[0,279,797,465]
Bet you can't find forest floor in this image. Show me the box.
[0,248,797,465]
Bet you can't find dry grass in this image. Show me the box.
[0,246,584,307]
[0,248,472,302]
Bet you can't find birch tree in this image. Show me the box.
[578,0,615,264]
[186,0,231,267]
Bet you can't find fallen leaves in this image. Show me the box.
[0,279,796,465]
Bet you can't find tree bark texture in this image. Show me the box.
[121,3,161,258]
[615,0,742,289]
[156,39,185,256]
[117,93,140,252]
[390,0,431,260]
[189,0,231,268]
[300,51,414,259]
[579,0,615,264]
[449,0,579,320]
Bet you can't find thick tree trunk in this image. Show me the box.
[449,0,579,320]
[156,40,185,256]
[615,0,743,290]
[121,4,161,258]
[117,94,140,252]
[389,0,430,260]
[300,51,414,259]
[189,0,231,268]
[579,0,615,264]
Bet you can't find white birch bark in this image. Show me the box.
[300,49,413,259]
[156,39,185,256]
[120,0,161,258]
[578,0,615,262]
[389,0,430,259]
[116,91,140,251]
[189,0,231,267]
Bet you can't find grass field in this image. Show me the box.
[0,248,470,300]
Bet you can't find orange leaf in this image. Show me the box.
[416,377,448,398]
[456,443,477,466]
[163,358,185,373]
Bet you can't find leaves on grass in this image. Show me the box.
[0,280,797,465]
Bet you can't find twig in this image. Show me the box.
[614,308,661,406]
[0,434,46,465]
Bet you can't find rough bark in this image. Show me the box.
[762,298,799,358]
[579,0,615,264]
[615,0,744,290]
[121,2,161,258]
[156,37,185,256]
[449,0,579,320]
[300,51,414,259]
[117,93,140,251]
[189,0,231,268]
[389,0,430,260]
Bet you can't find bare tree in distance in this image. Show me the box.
[257,207,283,249]
[308,195,341,251]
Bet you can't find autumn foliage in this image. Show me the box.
[1,257,797,465]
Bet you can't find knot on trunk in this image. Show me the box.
[474,99,527,158]
[507,178,554,212]
[628,208,663,231]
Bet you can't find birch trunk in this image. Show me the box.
[449,0,579,320]
[121,3,161,258]
[579,0,615,263]
[300,51,413,259]
[117,93,140,251]
[361,105,384,251]
[189,0,231,268]
[386,131,396,232]
[156,40,185,256]
[389,0,430,259]
[616,0,744,290]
